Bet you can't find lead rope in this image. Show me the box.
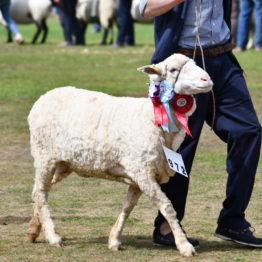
[194,0,216,130]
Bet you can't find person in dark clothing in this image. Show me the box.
[54,0,85,45]
[55,4,73,46]
[140,0,262,248]
[113,0,135,47]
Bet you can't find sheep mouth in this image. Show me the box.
[196,81,213,91]
[196,85,213,91]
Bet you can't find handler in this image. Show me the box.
[140,0,262,248]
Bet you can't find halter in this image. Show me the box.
[193,0,216,129]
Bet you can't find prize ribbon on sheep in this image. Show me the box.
[149,81,168,126]
[149,81,179,132]
[149,81,193,136]
[172,94,194,137]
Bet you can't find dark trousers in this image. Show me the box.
[61,0,85,45]
[116,0,135,46]
[155,52,261,230]
[56,6,73,44]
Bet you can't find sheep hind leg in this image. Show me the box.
[28,166,63,247]
[6,27,12,43]
[108,185,142,251]
[108,20,114,45]
[101,28,109,45]
[28,209,41,243]
[40,20,48,44]
[137,178,196,257]
[31,22,42,44]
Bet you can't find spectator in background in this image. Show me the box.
[90,0,101,33]
[236,0,262,51]
[0,0,24,44]
[55,2,73,46]
[231,0,240,45]
[54,0,85,46]
[112,0,135,47]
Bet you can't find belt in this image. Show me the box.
[176,43,235,57]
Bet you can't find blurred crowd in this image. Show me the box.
[231,0,262,52]
[0,0,261,52]
[0,0,24,44]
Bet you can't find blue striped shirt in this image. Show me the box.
[139,0,230,48]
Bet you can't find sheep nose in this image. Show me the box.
[201,76,209,82]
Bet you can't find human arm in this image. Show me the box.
[142,0,185,17]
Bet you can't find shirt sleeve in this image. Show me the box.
[139,0,148,15]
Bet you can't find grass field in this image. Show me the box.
[0,17,261,262]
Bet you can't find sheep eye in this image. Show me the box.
[170,68,178,73]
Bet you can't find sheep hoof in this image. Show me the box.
[28,217,41,243]
[28,233,38,243]
[108,243,123,251]
[51,241,64,248]
[179,242,197,257]
[50,236,63,248]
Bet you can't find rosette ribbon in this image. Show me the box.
[172,94,194,137]
[149,81,194,136]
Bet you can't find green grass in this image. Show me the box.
[0,16,262,262]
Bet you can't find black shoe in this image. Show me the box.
[153,227,200,248]
[214,225,262,247]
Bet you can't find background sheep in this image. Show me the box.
[98,0,117,45]
[76,0,152,45]
[76,0,117,45]
[2,0,52,44]
[27,53,213,257]
[76,0,95,38]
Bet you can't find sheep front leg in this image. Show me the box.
[138,179,196,257]
[108,185,142,251]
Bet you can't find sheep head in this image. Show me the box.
[138,53,213,95]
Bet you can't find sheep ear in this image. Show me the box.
[137,64,162,75]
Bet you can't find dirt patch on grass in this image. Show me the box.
[0,135,31,162]
[0,216,31,225]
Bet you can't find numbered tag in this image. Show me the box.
[162,145,188,178]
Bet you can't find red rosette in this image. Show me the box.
[172,94,194,137]
[172,94,194,114]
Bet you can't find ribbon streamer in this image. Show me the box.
[152,100,168,125]
[160,81,179,132]
[149,81,168,125]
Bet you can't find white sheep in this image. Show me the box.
[76,0,116,45]
[76,0,93,23]
[76,0,152,45]
[27,53,213,257]
[99,0,117,45]
[3,0,52,44]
